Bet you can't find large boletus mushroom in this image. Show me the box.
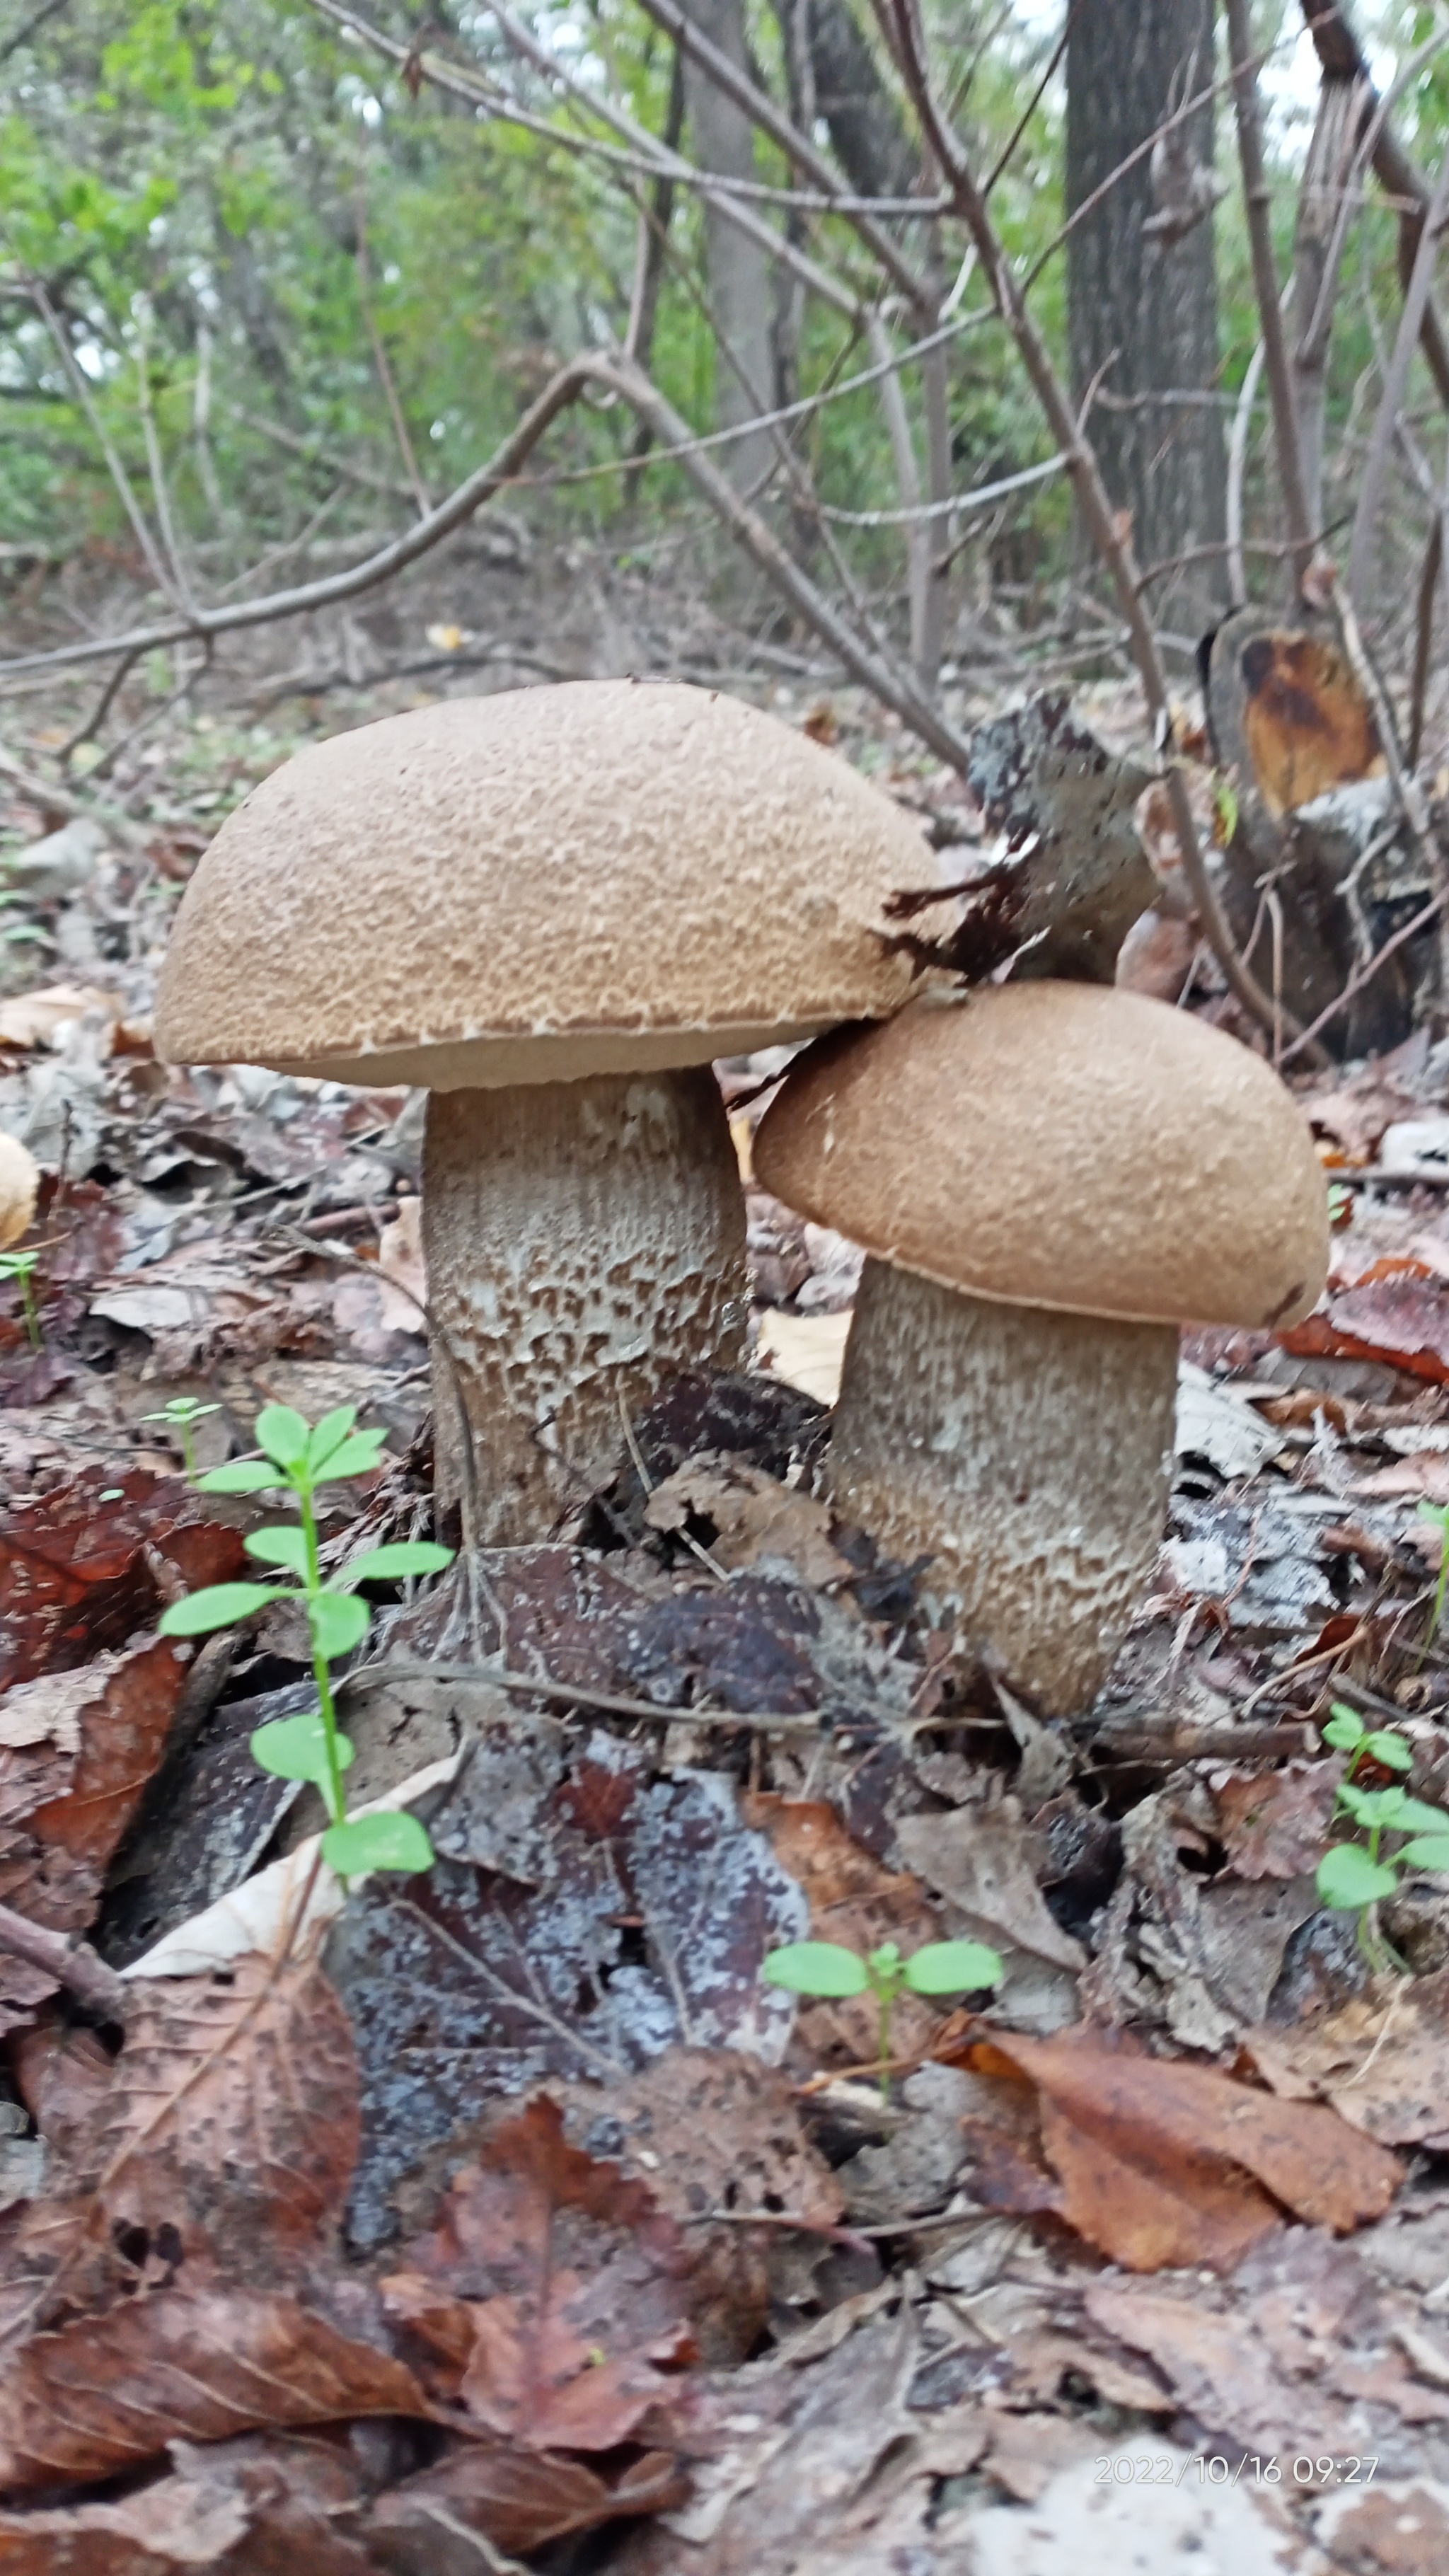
[754,983,1329,1714]
[154,681,928,1539]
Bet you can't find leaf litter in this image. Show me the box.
[14,706,1449,2567]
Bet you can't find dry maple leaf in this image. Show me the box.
[381,2095,695,2451]
[961,2026,1402,2272]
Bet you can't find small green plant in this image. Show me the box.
[763,1936,1005,2101]
[0,1248,42,1348]
[141,1394,221,1480]
[1419,1502,1449,1660]
[1317,1704,1449,1969]
[157,1403,452,1878]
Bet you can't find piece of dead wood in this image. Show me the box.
[879,695,1155,986]
[0,1900,127,2023]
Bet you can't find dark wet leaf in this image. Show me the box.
[381,2096,694,2451]
[0,1469,246,1690]
[327,1733,805,2248]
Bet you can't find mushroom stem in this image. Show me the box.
[827,1258,1179,1714]
[423,1068,749,1542]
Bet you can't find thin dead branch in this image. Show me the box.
[1225,0,1314,591]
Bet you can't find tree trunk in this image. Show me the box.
[681,0,778,492]
[1066,0,1226,635]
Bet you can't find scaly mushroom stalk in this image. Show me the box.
[829,1260,1178,1714]
[425,1067,749,1537]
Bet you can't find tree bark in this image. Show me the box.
[1066,0,1227,633]
[681,0,779,490]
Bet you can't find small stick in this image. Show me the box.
[340,1654,824,1733]
[0,1899,129,2022]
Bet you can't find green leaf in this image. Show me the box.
[323,1810,432,1875]
[1363,1730,1414,1772]
[251,1713,354,1786]
[1317,1844,1401,1910]
[1419,1500,1449,1530]
[308,1590,370,1658]
[195,1459,280,1494]
[343,1541,454,1586]
[761,1941,870,1998]
[254,1404,311,1469]
[306,1405,358,1471]
[902,1940,1005,1995]
[1385,1794,1449,1835]
[1399,1836,1449,1873]
[243,1526,309,1576]
[158,1582,279,1636]
[1323,1706,1366,1751]
[312,1431,387,1485]
[1336,1782,1384,1824]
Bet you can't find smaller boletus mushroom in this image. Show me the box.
[754,983,1329,1714]
[0,1133,38,1252]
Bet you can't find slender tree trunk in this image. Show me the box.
[1066,0,1226,634]
[681,0,778,491]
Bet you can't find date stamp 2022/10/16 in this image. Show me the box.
[1095,2454,1378,2490]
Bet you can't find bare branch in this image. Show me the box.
[632,0,929,311]
[1224,0,1313,588]
[868,0,1315,1056]
[1348,138,1449,616]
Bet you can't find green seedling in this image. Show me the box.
[762,1936,1004,2101]
[157,1402,452,1879]
[140,1394,221,1481]
[1316,1706,1449,1970]
[1419,1502,1449,1661]
[0,1248,42,1348]
[1322,1702,1414,1781]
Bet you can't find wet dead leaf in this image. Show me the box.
[1216,1762,1340,1881]
[1245,1970,1449,2150]
[553,2045,846,2362]
[331,1737,805,2249]
[0,2285,427,2493]
[644,1452,854,1589]
[381,2095,694,2451]
[371,2438,686,2562]
[961,2025,1402,2271]
[0,1467,245,1691]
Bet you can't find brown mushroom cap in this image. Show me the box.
[154,682,929,1087]
[0,1132,38,1254]
[754,983,1329,1331]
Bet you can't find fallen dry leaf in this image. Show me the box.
[961,2024,1402,2271]
[1279,1265,1449,1384]
[3,1953,359,2327]
[370,2439,686,2562]
[381,2095,694,2451]
[553,2046,846,2362]
[0,2286,427,2493]
[0,985,124,1050]
[895,1802,1085,1975]
[754,1307,851,1407]
[1245,1970,1449,2150]
[1215,1762,1340,1881]
[0,1637,190,2031]
[645,1451,854,1589]
[0,1467,245,1691]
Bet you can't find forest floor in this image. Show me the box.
[3,544,1449,2572]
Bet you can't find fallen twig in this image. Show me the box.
[0,1898,129,2022]
[341,1656,824,1733]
